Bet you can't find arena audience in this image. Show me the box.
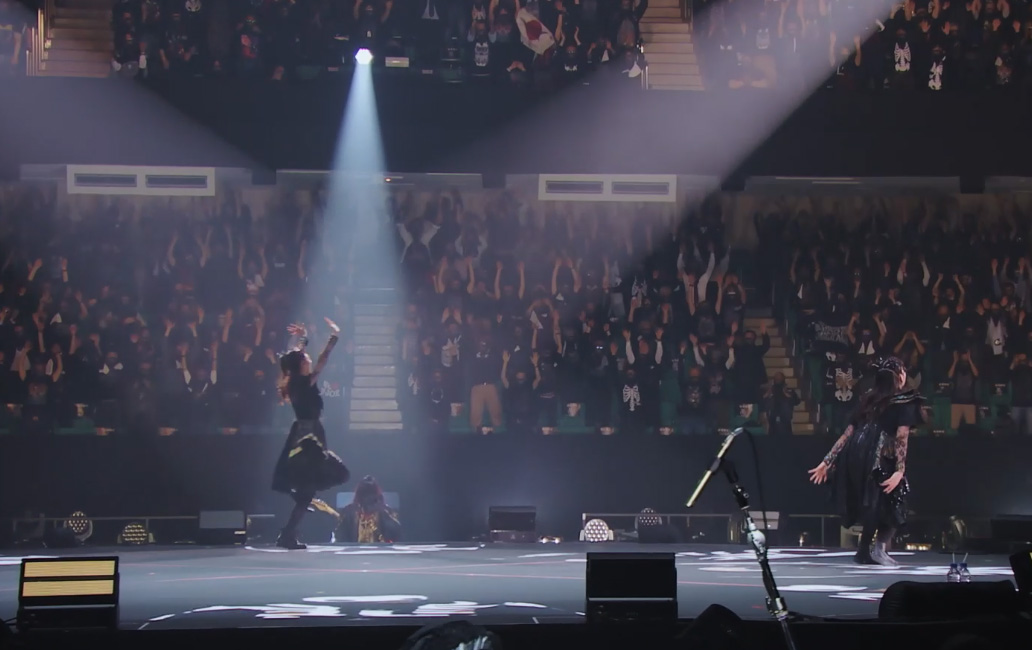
[3,180,1030,438]
[96,0,1032,90]
[695,0,1032,91]
[108,0,643,84]
[773,200,1032,436]
[391,189,774,436]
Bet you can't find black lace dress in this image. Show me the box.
[823,390,923,529]
[271,375,350,495]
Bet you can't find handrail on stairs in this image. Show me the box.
[639,40,648,90]
[26,0,55,76]
[682,0,694,23]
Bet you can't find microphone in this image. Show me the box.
[686,427,743,508]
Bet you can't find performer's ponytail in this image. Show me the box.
[278,350,304,401]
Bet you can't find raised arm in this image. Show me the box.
[311,318,341,380]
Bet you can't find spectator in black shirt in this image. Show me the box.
[732,323,769,404]
[421,368,451,434]
[582,338,613,431]
[501,349,537,433]
[0,0,24,74]
[764,371,800,435]
[534,350,559,432]
[823,350,861,436]
[1010,353,1032,435]
[679,365,709,435]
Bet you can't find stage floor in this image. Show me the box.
[0,543,1018,630]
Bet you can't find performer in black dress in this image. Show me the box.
[808,356,923,566]
[272,319,351,549]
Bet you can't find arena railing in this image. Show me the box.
[4,513,278,545]
[581,512,734,540]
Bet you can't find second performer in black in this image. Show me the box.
[808,356,923,566]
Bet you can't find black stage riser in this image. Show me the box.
[2,436,1030,542]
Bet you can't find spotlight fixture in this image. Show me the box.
[118,523,150,545]
[635,508,662,532]
[63,511,93,543]
[581,518,613,543]
[355,48,373,65]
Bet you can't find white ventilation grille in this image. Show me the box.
[538,175,677,202]
[66,166,216,196]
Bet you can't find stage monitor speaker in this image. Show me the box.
[878,581,1020,621]
[677,604,752,650]
[638,525,680,544]
[17,557,119,632]
[1011,549,1032,596]
[42,526,81,549]
[197,510,246,546]
[488,506,536,543]
[585,553,677,624]
[990,515,1032,547]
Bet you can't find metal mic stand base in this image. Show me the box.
[721,460,800,650]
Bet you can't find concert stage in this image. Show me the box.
[0,543,1018,630]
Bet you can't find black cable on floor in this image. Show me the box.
[0,617,15,642]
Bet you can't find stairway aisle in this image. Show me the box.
[37,0,112,78]
[744,311,814,434]
[640,0,704,90]
[349,288,403,432]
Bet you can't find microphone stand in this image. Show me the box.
[686,429,799,650]
[720,458,799,650]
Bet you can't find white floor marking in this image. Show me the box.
[187,604,345,619]
[503,602,549,608]
[304,595,428,604]
[845,565,1014,577]
[243,544,481,555]
[359,601,498,618]
[778,585,867,592]
[829,592,884,601]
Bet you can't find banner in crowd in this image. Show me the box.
[812,321,850,348]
